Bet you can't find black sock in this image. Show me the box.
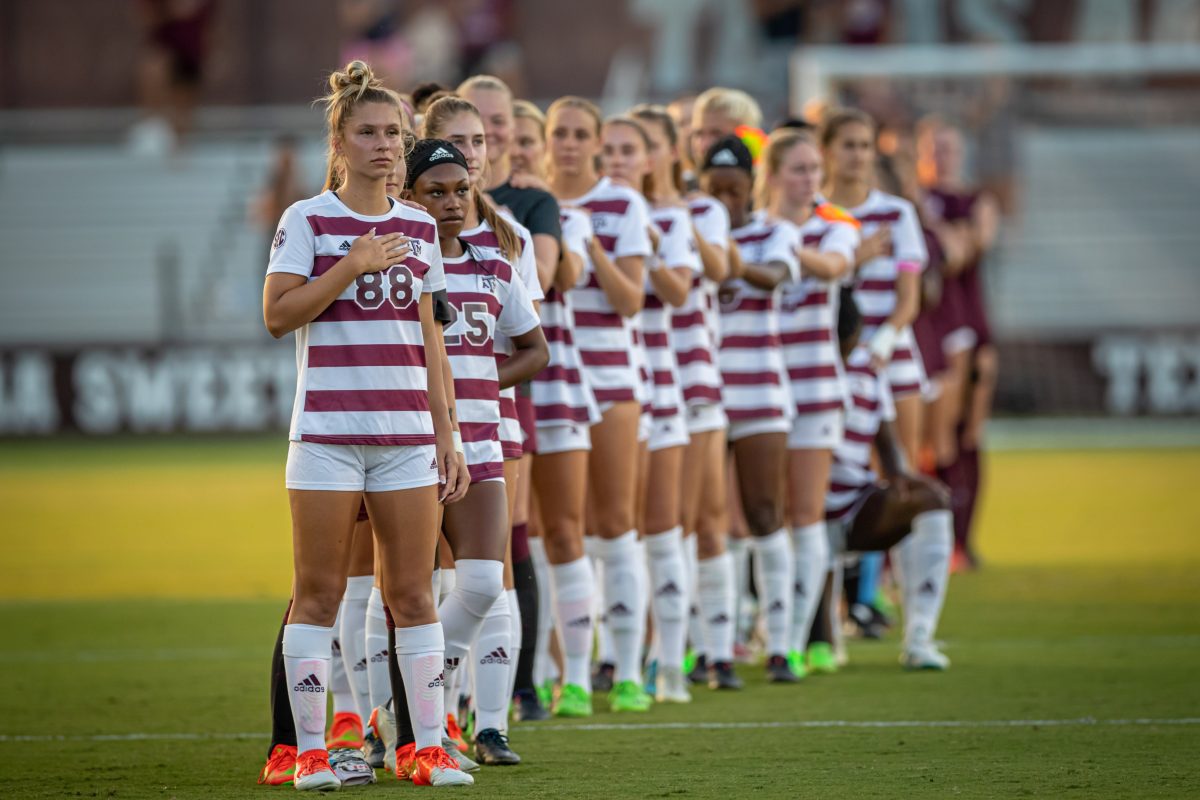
[386,607,416,748]
[512,555,539,695]
[268,600,297,756]
[807,573,835,645]
[842,561,861,608]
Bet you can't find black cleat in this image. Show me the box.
[687,654,710,685]
[767,654,799,683]
[592,662,615,693]
[512,688,550,721]
[708,660,743,690]
[848,602,887,640]
[474,727,521,766]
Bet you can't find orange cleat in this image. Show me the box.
[293,748,340,791]
[257,743,297,786]
[445,713,469,752]
[411,745,474,786]
[395,742,417,781]
[326,711,364,750]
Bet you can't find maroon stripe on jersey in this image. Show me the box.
[675,347,714,366]
[721,333,778,349]
[644,295,666,310]
[654,218,675,233]
[856,211,901,224]
[863,315,888,326]
[583,199,630,215]
[304,389,430,413]
[788,363,839,381]
[728,297,773,313]
[671,310,707,329]
[574,311,624,329]
[535,402,592,423]
[802,232,827,247]
[858,279,894,292]
[446,259,514,284]
[306,215,436,242]
[579,350,630,367]
[642,332,670,348]
[844,429,874,445]
[785,291,830,309]
[468,462,506,483]
[846,363,875,378]
[893,347,914,360]
[593,387,637,403]
[595,234,618,253]
[683,386,722,404]
[454,379,500,401]
[795,399,845,414]
[734,230,772,245]
[308,344,427,368]
[652,370,674,386]
[583,274,602,290]
[502,442,522,460]
[651,407,678,419]
[726,407,785,420]
[300,433,436,446]
[851,394,879,411]
[312,255,431,279]
[829,481,866,495]
[448,291,503,316]
[541,325,575,345]
[890,381,923,397]
[463,230,525,255]
[316,299,422,324]
[459,421,500,442]
[532,364,583,384]
[780,329,832,345]
[445,340,496,359]
[723,371,782,386]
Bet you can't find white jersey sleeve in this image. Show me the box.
[822,220,860,264]
[266,205,316,278]
[657,208,702,274]
[561,208,592,260]
[614,191,654,259]
[763,221,802,283]
[514,222,545,302]
[891,200,928,270]
[497,270,542,339]
[422,236,446,293]
[693,197,730,248]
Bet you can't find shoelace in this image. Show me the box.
[478,729,510,749]
[297,752,330,775]
[427,747,461,771]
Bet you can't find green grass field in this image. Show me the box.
[2,439,1199,798]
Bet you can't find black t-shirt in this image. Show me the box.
[488,181,562,241]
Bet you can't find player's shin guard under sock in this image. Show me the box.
[646,526,689,670]
[282,623,334,755]
[473,592,513,733]
[437,559,504,717]
[697,552,735,663]
[339,575,374,722]
[394,622,446,752]
[506,588,522,703]
[596,530,646,685]
[894,510,953,647]
[751,529,794,657]
[790,522,830,653]
[549,556,596,689]
[527,537,557,686]
[269,602,297,753]
[365,587,391,713]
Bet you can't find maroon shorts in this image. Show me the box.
[913,311,947,378]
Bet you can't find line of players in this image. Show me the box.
[259,61,997,790]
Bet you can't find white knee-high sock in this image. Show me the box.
[893,509,953,649]
[751,528,794,657]
[587,537,615,666]
[506,588,521,702]
[329,605,358,720]
[528,537,557,686]
[697,552,735,663]
[394,622,445,752]
[437,559,504,717]
[684,533,706,659]
[473,592,513,733]
[790,522,830,653]
[646,526,688,670]
[550,556,595,690]
[364,587,390,712]
[596,530,646,685]
[339,575,374,722]
[282,623,334,755]
[727,536,752,644]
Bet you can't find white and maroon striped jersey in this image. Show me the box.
[644,204,701,422]
[672,194,728,407]
[560,177,653,406]
[461,214,544,459]
[267,191,445,446]
[780,204,860,417]
[826,347,895,520]
[531,208,601,428]
[687,193,730,346]
[845,189,927,384]
[441,247,540,482]
[717,213,800,423]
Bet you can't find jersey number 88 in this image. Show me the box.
[354,266,416,311]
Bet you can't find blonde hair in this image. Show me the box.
[319,61,405,192]
[512,99,546,136]
[603,115,656,198]
[694,87,762,130]
[457,74,514,103]
[546,95,603,135]
[630,103,683,195]
[420,96,521,262]
[755,128,819,210]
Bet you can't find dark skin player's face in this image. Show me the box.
[701,167,753,227]
[406,163,471,240]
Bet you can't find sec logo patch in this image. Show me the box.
[272,227,287,251]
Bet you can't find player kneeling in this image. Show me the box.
[826,289,953,670]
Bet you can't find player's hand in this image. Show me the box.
[347,228,412,274]
[435,431,458,503]
[443,451,471,504]
[647,224,662,251]
[855,227,892,267]
[395,198,427,213]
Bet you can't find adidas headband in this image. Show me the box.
[406,138,470,189]
[701,135,754,175]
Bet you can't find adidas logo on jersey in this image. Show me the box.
[339,239,352,252]
[369,649,388,663]
[656,581,682,597]
[566,614,592,628]
[710,148,738,166]
[294,674,325,693]
[428,672,445,688]
[480,648,510,665]
[429,146,456,161]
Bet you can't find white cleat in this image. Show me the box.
[655,666,692,703]
[413,746,475,787]
[294,750,342,792]
[901,642,951,671]
[442,737,480,773]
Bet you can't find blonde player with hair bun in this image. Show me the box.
[690,87,763,173]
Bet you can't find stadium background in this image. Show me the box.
[1,1,1198,797]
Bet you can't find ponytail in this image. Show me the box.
[474,187,521,263]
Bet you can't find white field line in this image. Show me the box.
[3,717,1199,743]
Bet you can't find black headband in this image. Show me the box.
[701,135,754,175]
[406,138,470,188]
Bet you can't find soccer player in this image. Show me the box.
[690,88,763,176]
[758,129,861,677]
[404,137,548,768]
[827,292,954,670]
[701,135,802,684]
[262,61,471,789]
[545,96,654,714]
[510,100,549,181]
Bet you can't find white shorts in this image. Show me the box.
[787,409,844,450]
[648,413,690,452]
[638,411,652,443]
[943,326,978,357]
[728,415,792,443]
[535,423,591,455]
[685,403,727,435]
[286,441,439,492]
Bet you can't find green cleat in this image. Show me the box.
[608,680,653,712]
[536,679,555,710]
[553,683,594,718]
[807,642,838,675]
[787,649,809,680]
[682,648,697,676]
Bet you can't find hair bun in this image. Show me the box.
[330,60,377,99]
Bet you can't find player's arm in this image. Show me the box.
[498,327,550,390]
[874,418,907,481]
[420,293,464,503]
[798,248,850,281]
[588,237,645,317]
[693,225,729,283]
[741,259,790,291]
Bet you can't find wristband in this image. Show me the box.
[451,430,464,455]
[869,323,898,363]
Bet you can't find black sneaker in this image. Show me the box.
[848,602,887,640]
[474,727,521,766]
[767,654,799,683]
[592,662,615,693]
[708,660,743,690]
[687,654,709,685]
[512,688,550,722]
[362,729,386,768]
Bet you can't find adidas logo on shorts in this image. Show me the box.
[429,456,438,470]
[480,648,510,665]
[445,657,461,670]
[293,674,325,693]
[429,146,455,161]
